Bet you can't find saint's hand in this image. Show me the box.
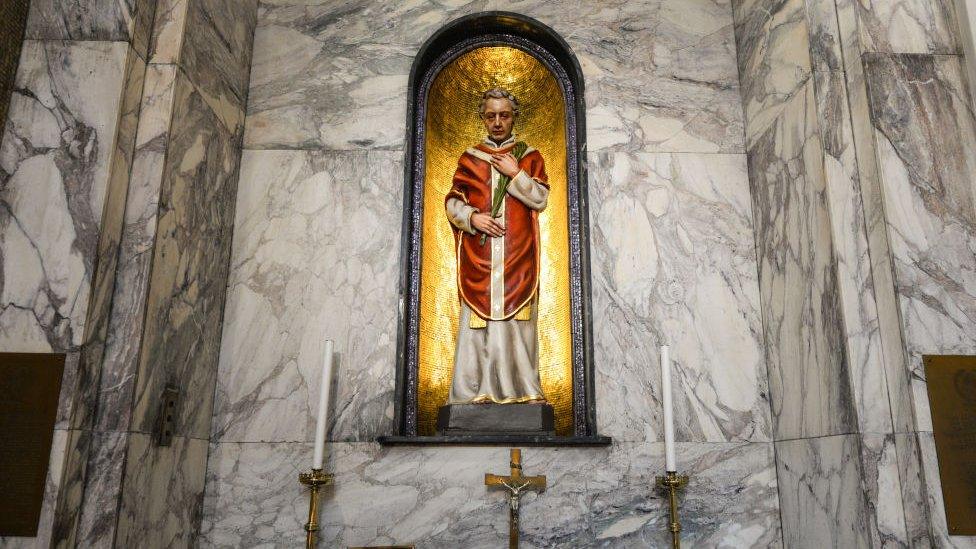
[490,153,521,178]
[471,212,505,237]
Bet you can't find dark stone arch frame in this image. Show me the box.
[380,12,608,445]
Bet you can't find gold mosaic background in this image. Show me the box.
[0,0,30,129]
[418,46,573,436]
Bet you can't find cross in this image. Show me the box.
[485,448,546,549]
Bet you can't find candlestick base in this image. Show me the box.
[655,471,689,549]
[299,468,334,548]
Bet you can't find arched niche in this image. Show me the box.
[382,12,606,444]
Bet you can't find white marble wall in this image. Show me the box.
[203,0,782,546]
[0,33,145,549]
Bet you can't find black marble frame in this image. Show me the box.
[380,12,608,445]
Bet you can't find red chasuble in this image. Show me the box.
[445,142,549,320]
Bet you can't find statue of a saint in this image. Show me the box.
[443,88,550,407]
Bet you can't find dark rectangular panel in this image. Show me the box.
[0,353,65,537]
[925,355,976,536]
[0,0,30,128]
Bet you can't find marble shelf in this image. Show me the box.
[376,435,612,446]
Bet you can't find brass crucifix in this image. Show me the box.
[485,448,546,549]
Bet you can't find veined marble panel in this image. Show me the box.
[747,79,857,440]
[95,64,180,433]
[484,0,745,153]
[75,430,129,547]
[589,151,770,443]
[148,0,188,65]
[0,40,130,353]
[835,0,916,435]
[803,0,843,72]
[200,441,780,548]
[733,0,814,148]
[180,0,258,106]
[129,71,245,440]
[892,432,929,546]
[245,0,743,153]
[813,69,892,435]
[864,54,976,432]
[774,435,875,548]
[244,0,487,150]
[211,149,401,443]
[114,433,210,548]
[25,0,156,58]
[860,434,910,547]
[854,0,959,54]
[69,44,147,433]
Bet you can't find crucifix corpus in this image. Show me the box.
[485,448,546,548]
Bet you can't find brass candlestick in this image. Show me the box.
[298,468,334,548]
[655,471,689,549]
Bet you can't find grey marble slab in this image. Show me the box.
[128,71,245,440]
[95,64,181,434]
[245,0,744,153]
[180,0,258,106]
[853,0,960,54]
[892,432,929,546]
[148,0,188,65]
[860,434,910,547]
[68,44,147,434]
[835,0,917,436]
[75,430,129,548]
[813,69,893,435]
[200,441,780,548]
[25,0,156,59]
[0,40,131,354]
[864,53,976,433]
[211,149,402,443]
[774,434,875,548]
[746,79,857,440]
[588,151,771,443]
[114,433,211,548]
[803,0,843,72]
[733,0,814,148]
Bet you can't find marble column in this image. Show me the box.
[73,0,258,547]
[734,0,976,546]
[0,0,258,546]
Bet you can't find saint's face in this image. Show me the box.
[481,97,516,143]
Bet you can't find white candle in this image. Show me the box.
[312,340,335,470]
[661,344,677,472]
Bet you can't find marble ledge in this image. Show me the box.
[200,440,781,548]
[377,435,612,446]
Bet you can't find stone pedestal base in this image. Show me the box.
[436,403,555,436]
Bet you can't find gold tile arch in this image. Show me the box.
[418,46,573,436]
